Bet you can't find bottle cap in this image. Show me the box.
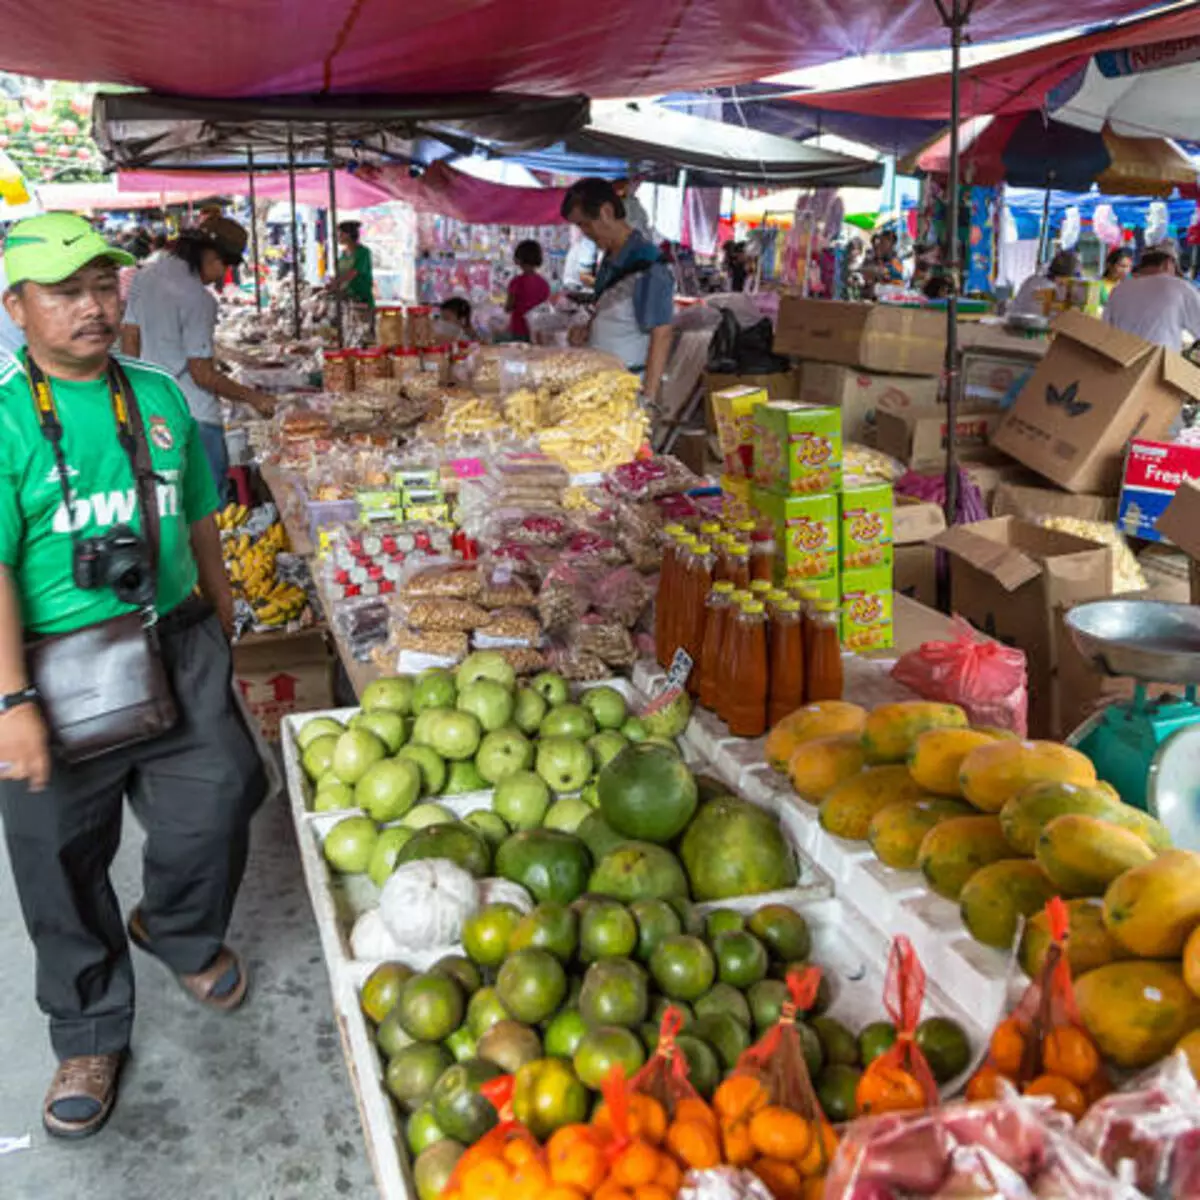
[729,543,750,558]
[712,581,736,594]
[663,523,686,537]
[730,589,753,604]
[699,522,722,536]
[767,589,789,602]
[749,580,772,594]
[693,542,713,555]
[778,599,802,613]
[816,599,839,613]
[736,519,757,533]
[742,601,766,615]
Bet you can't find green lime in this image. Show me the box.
[573,1025,646,1088]
[712,931,769,989]
[543,1009,589,1058]
[579,900,639,962]
[397,973,465,1043]
[466,986,510,1039]
[385,1042,453,1112]
[649,935,716,1001]
[675,1034,721,1099]
[916,1016,971,1084]
[509,903,579,963]
[816,1064,862,1122]
[689,1012,751,1072]
[630,899,683,963]
[858,1021,898,1066]
[704,908,745,939]
[579,957,650,1028]
[444,1026,477,1063]
[747,978,789,1032]
[360,962,415,1025]
[462,902,523,968]
[496,948,568,1025]
[811,1015,860,1067]
[405,1102,447,1155]
[747,904,812,963]
[433,955,482,996]
[694,983,752,1028]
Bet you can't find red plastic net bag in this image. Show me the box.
[891,616,1028,736]
[969,897,1108,1120]
[442,1077,549,1199]
[626,1006,702,1120]
[856,937,940,1119]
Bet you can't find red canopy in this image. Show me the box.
[118,170,392,209]
[795,5,1200,121]
[0,0,1163,99]
[358,162,566,225]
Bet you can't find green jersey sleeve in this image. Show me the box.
[182,414,221,523]
[0,414,23,567]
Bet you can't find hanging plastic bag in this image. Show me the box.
[969,898,1108,1121]
[891,616,1029,736]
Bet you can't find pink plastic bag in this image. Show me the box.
[891,617,1029,736]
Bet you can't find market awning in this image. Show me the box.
[0,0,1164,100]
[793,4,1200,122]
[117,169,393,208]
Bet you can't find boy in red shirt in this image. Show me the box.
[507,239,551,340]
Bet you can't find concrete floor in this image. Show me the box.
[0,790,378,1200]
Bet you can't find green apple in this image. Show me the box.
[475,728,534,785]
[493,770,552,830]
[456,650,518,692]
[535,736,594,794]
[539,704,596,741]
[587,730,628,771]
[350,709,408,754]
[323,815,378,874]
[396,744,448,795]
[313,780,355,812]
[512,688,548,735]
[368,826,415,887]
[355,758,422,823]
[580,686,628,730]
[412,668,457,713]
[531,671,570,707]
[360,676,415,716]
[426,710,482,762]
[444,759,488,795]
[456,679,515,733]
[296,716,344,750]
[542,796,593,834]
[403,802,455,829]
[621,716,650,743]
[331,728,387,784]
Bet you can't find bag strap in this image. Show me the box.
[109,357,162,577]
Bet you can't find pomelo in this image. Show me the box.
[495,829,592,905]
[395,823,491,877]
[588,841,688,902]
[680,797,797,901]
[598,743,698,844]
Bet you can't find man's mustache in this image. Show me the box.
[73,322,114,338]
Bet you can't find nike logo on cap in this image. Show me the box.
[63,234,87,246]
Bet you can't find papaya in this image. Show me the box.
[1175,1028,1200,1081]
[764,701,868,772]
[908,728,998,796]
[1035,814,1156,898]
[868,796,973,870]
[1185,926,1200,999]
[917,815,1014,901]
[1105,804,1172,852]
[787,734,867,802]
[958,740,1097,813]
[1018,897,1134,979]
[861,702,968,765]
[959,859,1058,949]
[1075,960,1200,1069]
[999,781,1125,856]
[818,765,931,842]
[1103,850,1200,957]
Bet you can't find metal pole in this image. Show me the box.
[1036,178,1054,266]
[247,144,263,312]
[286,125,301,339]
[327,126,344,347]
[936,0,974,611]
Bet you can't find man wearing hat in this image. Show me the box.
[122,215,275,495]
[0,213,265,1138]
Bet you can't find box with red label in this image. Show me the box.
[233,630,333,741]
[1117,439,1200,543]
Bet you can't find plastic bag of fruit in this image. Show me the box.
[626,1008,703,1117]
[856,937,940,1119]
[717,966,841,1188]
[969,898,1108,1120]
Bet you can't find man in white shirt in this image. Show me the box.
[1104,249,1200,353]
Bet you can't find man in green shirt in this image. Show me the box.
[0,214,265,1139]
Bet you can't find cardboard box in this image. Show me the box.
[875,405,1005,470]
[991,311,1200,494]
[840,566,894,651]
[961,350,1040,410]
[891,496,946,607]
[710,385,766,476]
[751,487,839,585]
[673,429,715,478]
[894,495,947,544]
[967,461,1044,510]
[840,483,893,570]
[752,401,842,496]
[933,516,1112,738]
[1155,477,1200,558]
[797,361,940,442]
[991,482,1117,523]
[233,629,334,741]
[774,297,947,376]
[1118,439,1200,543]
[703,369,800,433]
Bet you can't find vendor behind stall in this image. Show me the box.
[1104,248,1200,353]
[507,239,551,341]
[1100,247,1133,305]
[1009,250,1080,318]
[560,178,675,406]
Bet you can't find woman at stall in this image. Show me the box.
[329,220,375,336]
[1009,250,1081,318]
[1100,247,1133,306]
[506,239,551,341]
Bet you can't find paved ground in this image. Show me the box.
[0,788,377,1200]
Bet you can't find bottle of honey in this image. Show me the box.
[805,600,844,702]
[697,582,735,711]
[767,598,805,726]
[654,525,687,667]
[727,542,752,591]
[725,600,769,737]
[681,541,714,692]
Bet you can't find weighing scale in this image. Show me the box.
[1065,600,1200,851]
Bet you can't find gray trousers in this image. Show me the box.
[0,611,266,1060]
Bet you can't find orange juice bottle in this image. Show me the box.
[806,600,844,702]
[697,582,735,711]
[768,598,805,726]
[725,600,769,737]
[654,525,687,667]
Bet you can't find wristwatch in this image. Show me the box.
[0,686,38,714]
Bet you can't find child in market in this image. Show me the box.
[437,296,474,341]
[506,239,551,341]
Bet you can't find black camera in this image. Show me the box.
[72,524,155,608]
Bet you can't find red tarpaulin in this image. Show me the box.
[795,5,1200,121]
[357,161,565,225]
[0,0,1162,100]
[118,170,392,209]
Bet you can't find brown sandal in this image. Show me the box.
[43,1053,123,1140]
[128,908,248,1013]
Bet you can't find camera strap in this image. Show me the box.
[25,352,162,601]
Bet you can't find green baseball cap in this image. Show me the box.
[4,212,135,287]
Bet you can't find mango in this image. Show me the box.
[999,781,1126,856]
[917,815,1014,901]
[868,796,973,870]
[1018,897,1133,979]
[958,740,1097,813]
[861,702,968,765]
[765,701,868,772]
[907,728,998,797]
[818,765,930,842]
[1104,850,1200,957]
[1075,960,1200,1069]
[787,734,867,802]
[959,860,1058,949]
[1035,814,1156,898]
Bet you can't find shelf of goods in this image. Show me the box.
[282,662,1001,1200]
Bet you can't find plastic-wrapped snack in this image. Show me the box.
[563,530,626,567]
[592,565,652,628]
[474,607,542,646]
[391,627,469,660]
[538,563,591,634]
[495,646,548,676]
[606,455,700,501]
[572,617,636,668]
[478,568,537,609]
[331,596,391,660]
[401,563,482,600]
[546,646,609,682]
[1036,516,1145,594]
[508,513,571,547]
[619,529,664,573]
[396,597,489,631]
[844,441,906,484]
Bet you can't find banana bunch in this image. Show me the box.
[250,580,309,627]
[223,519,309,626]
[215,502,250,531]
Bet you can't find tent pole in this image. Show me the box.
[327,126,344,348]
[247,145,262,312]
[1037,178,1053,265]
[936,0,974,611]
[287,126,301,340]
